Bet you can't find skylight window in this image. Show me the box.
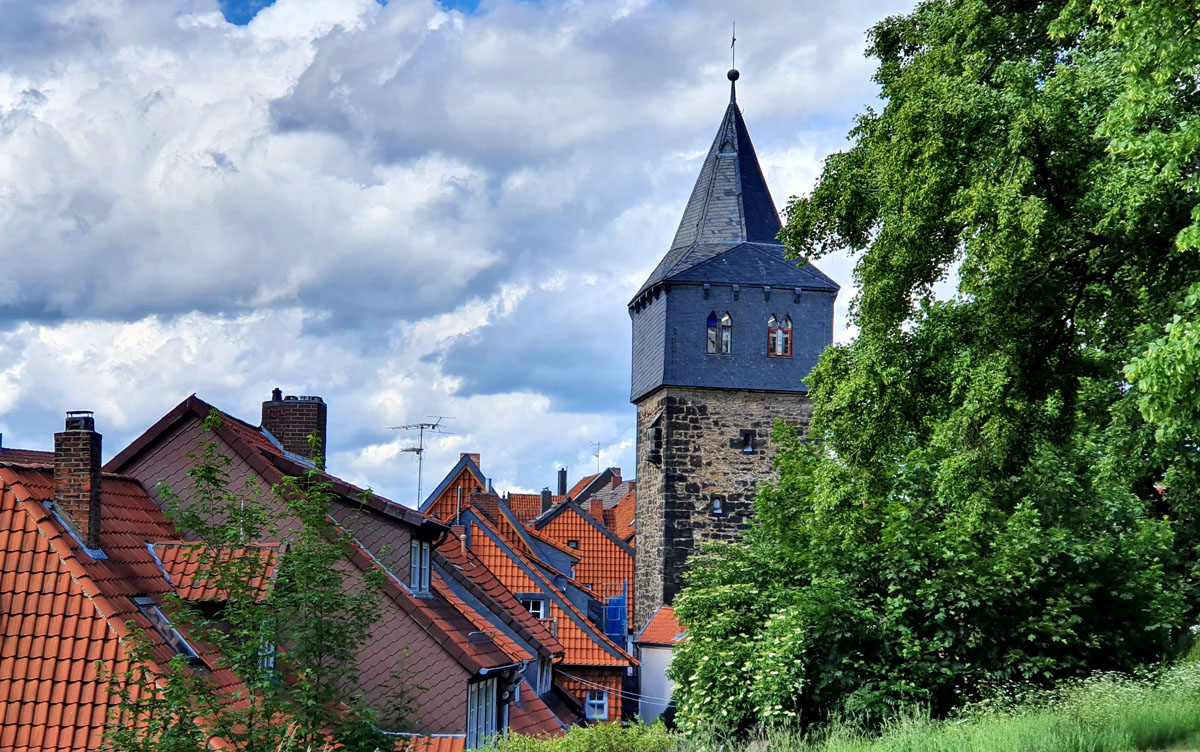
[131,596,202,665]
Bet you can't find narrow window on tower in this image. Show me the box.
[767,314,792,358]
[721,312,732,353]
[708,312,733,354]
[706,312,719,353]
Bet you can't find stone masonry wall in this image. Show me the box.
[634,386,812,633]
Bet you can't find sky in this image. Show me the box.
[0,0,912,506]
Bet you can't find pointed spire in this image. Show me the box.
[667,69,781,251]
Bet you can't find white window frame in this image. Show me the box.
[585,689,608,721]
[520,598,546,619]
[409,539,431,594]
[466,677,498,749]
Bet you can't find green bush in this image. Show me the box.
[494,721,676,752]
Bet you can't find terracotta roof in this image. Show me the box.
[635,605,686,646]
[505,493,544,525]
[107,395,441,536]
[0,448,53,465]
[343,536,516,675]
[507,680,567,736]
[532,502,634,628]
[566,473,600,501]
[605,484,636,543]
[0,465,243,752]
[434,544,563,658]
[432,572,532,665]
[394,734,466,752]
[149,542,279,602]
[463,511,634,668]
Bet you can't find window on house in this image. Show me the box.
[132,596,202,665]
[567,540,579,549]
[585,689,608,721]
[409,539,431,594]
[466,677,499,748]
[707,312,733,354]
[521,598,547,619]
[767,314,792,357]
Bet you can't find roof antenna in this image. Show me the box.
[728,22,739,103]
[388,417,455,506]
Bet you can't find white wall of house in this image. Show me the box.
[637,645,675,722]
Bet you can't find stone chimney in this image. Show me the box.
[54,411,102,550]
[557,468,567,497]
[261,389,327,460]
[540,487,553,514]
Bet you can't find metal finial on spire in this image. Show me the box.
[728,22,739,102]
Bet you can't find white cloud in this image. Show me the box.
[0,0,912,503]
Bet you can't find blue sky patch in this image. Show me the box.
[219,0,276,25]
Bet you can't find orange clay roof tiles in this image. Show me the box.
[507,680,567,736]
[463,512,633,668]
[149,542,279,602]
[533,503,634,626]
[434,543,563,658]
[432,572,532,665]
[394,734,466,752]
[565,474,600,501]
[505,494,543,525]
[635,605,686,646]
[0,465,245,752]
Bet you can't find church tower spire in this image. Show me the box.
[629,69,839,633]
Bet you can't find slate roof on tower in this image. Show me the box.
[632,77,838,300]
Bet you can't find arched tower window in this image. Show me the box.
[767,314,792,358]
[708,312,732,354]
[705,314,734,357]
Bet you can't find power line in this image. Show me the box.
[556,669,677,707]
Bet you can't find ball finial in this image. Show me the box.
[727,68,740,82]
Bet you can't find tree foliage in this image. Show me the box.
[672,0,1200,732]
[101,413,392,751]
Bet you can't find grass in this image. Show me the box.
[496,660,1200,752]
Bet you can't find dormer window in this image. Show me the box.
[767,314,792,358]
[409,539,431,595]
[707,312,732,354]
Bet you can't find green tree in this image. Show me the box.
[672,0,1200,732]
[101,413,390,751]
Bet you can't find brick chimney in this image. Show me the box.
[557,468,567,497]
[469,488,500,524]
[461,452,480,469]
[54,411,102,550]
[589,495,604,523]
[540,487,553,514]
[261,389,327,461]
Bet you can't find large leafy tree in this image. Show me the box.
[671,0,1200,732]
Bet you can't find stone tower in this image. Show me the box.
[630,71,839,632]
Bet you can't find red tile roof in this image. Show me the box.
[434,543,563,658]
[0,465,243,752]
[149,542,279,602]
[463,512,634,669]
[506,493,544,525]
[566,473,600,501]
[433,572,532,665]
[533,503,634,627]
[395,734,466,752]
[0,448,53,465]
[605,483,636,543]
[507,680,567,736]
[635,605,685,646]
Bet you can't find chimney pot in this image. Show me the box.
[540,487,553,514]
[271,387,282,401]
[54,411,102,550]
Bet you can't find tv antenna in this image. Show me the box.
[591,442,611,474]
[389,417,454,505]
